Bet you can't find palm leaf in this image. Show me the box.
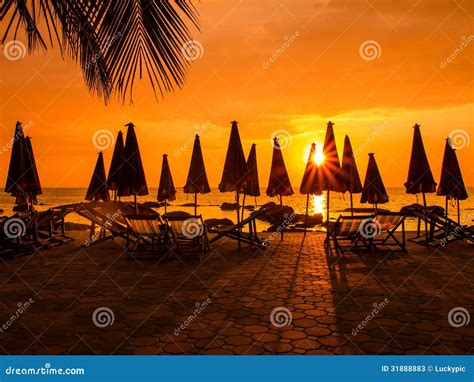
[1,0,199,103]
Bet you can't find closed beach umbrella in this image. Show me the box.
[107,130,124,201]
[5,122,39,211]
[157,154,177,215]
[340,135,363,216]
[405,124,437,241]
[317,121,345,250]
[219,121,248,248]
[437,138,468,223]
[24,136,42,206]
[300,143,320,235]
[361,153,389,210]
[184,134,211,215]
[267,137,294,240]
[117,122,148,212]
[242,143,260,220]
[85,152,110,202]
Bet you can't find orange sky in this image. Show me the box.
[1,0,473,189]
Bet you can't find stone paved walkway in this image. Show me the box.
[0,232,472,355]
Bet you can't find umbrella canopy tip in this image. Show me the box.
[231,120,238,126]
[327,120,334,127]
[124,122,135,128]
[413,123,420,128]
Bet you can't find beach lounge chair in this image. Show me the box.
[76,202,134,247]
[0,212,39,256]
[123,214,169,256]
[410,209,473,247]
[371,212,407,252]
[36,207,73,247]
[165,215,209,261]
[333,213,407,253]
[208,207,268,249]
[331,215,373,253]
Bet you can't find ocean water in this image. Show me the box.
[1,187,472,232]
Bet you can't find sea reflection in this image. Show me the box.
[311,192,326,221]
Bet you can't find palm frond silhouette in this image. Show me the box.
[1,0,199,103]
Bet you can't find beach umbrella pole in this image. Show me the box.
[326,190,330,251]
[280,196,284,241]
[194,193,197,216]
[236,190,241,249]
[350,192,354,217]
[164,199,167,215]
[445,197,448,219]
[422,193,428,244]
[457,199,460,225]
[134,194,138,214]
[241,194,246,222]
[304,194,310,235]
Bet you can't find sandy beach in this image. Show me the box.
[1,230,472,355]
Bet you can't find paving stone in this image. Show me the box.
[0,232,471,355]
[224,336,253,346]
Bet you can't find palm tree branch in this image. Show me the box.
[1,0,199,103]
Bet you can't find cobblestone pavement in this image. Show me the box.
[0,231,472,355]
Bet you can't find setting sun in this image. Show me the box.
[313,147,325,165]
[303,143,325,166]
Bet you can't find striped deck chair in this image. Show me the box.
[165,215,208,261]
[208,207,268,249]
[332,215,374,254]
[124,214,169,256]
[36,207,73,247]
[372,212,406,252]
[411,210,473,247]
